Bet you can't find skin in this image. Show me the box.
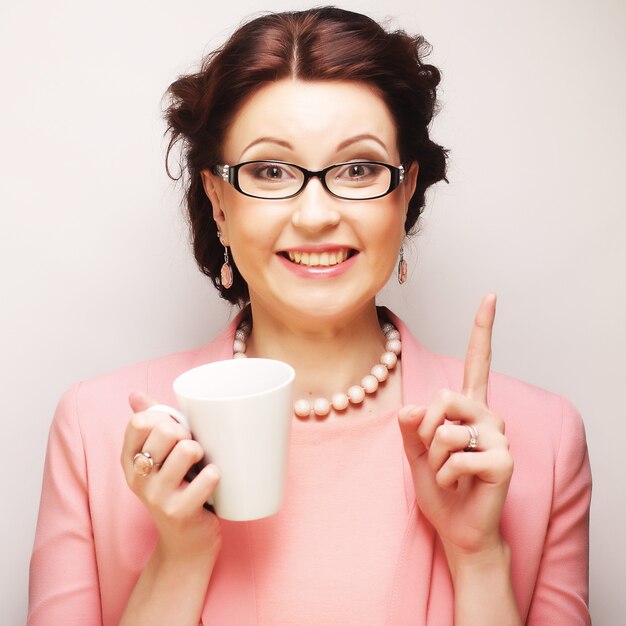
[119,79,520,625]
[120,395,222,625]
[206,80,416,327]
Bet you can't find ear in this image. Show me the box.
[200,168,229,244]
[404,162,419,207]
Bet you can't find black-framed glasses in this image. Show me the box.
[211,160,405,200]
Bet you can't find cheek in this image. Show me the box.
[365,203,406,247]
[223,205,284,271]
[221,195,260,245]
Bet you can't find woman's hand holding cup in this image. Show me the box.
[121,391,222,565]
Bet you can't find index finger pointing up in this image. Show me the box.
[462,293,497,404]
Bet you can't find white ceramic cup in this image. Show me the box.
[151,358,295,522]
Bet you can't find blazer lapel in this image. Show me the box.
[178,310,259,626]
[384,310,454,625]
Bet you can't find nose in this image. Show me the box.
[291,177,341,232]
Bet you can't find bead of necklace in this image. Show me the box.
[232,319,401,419]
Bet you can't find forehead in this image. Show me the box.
[222,79,399,163]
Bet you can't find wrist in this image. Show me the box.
[444,539,521,626]
[154,538,220,575]
[443,537,512,584]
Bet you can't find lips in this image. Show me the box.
[277,246,358,278]
[286,249,350,267]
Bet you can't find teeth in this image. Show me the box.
[287,249,350,266]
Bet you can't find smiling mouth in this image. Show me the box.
[281,249,356,267]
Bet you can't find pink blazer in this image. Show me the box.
[28,312,591,625]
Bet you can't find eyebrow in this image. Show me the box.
[240,137,293,158]
[336,133,389,153]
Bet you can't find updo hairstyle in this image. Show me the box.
[163,7,448,305]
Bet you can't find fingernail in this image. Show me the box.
[205,464,221,481]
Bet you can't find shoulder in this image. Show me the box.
[388,309,586,457]
[52,317,238,437]
[437,352,586,455]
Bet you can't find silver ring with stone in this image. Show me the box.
[464,423,479,451]
[133,451,158,477]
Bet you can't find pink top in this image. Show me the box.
[251,406,405,625]
[28,311,591,625]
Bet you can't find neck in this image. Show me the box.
[242,301,401,418]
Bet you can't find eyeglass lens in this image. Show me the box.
[237,162,393,199]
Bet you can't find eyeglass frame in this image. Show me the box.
[211,160,406,201]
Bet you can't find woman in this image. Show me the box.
[28,7,591,625]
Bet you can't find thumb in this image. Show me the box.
[398,405,428,465]
[128,391,158,414]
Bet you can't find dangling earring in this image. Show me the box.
[218,232,233,289]
[397,246,407,285]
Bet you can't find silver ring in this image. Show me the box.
[464,424,479,451]
[133,451,158,477]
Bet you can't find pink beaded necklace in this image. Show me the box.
[232,318,402,419]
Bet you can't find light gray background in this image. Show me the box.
[1,1,624,623]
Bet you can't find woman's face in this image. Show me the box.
[201,79,417,327]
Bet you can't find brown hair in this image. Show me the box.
[163,7,448,306]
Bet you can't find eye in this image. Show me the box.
[262,165,284,179]
[249,162,297,182]
[345,164,370,179]
[333,162,381,183]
